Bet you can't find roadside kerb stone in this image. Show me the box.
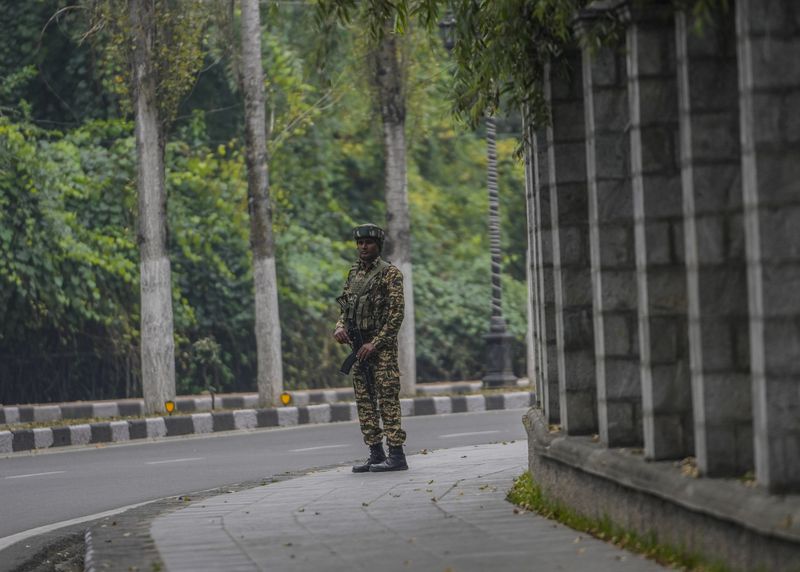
[256,409,279,427]
[146,417,167,439]
[33,405,62,424]
[92,403,119,419]
[451,394,487,413]
[18,407,34,423]
[2,393,535,454]
[300,404,331,425]
[413,397,437,416]
[233,409,258,430]
[0,430,12,453]
[61,404,94,420]
[309,390,340,404]
[33,427,54,449]
[276,406,299,427]
[90,423,114,443]
[433,395,452,414]
[1,407,18,424]
[11,430,34,452]
[191,413,214,434]
[118,401,144,417]
[416,381,482,395]
[164,417,194,437]
[69,424,92,446]
[129,419,148,439]
[174,397,198,413]
[289,393,310,407]
[211,411,235,432]
[52,426,71,447]
[486,394,505,410]
[0,384,486,428]
[109,420,130,442]
[330,402,357,422]
[503,391,535,410]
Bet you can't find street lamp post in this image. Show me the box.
[439,14,517,388]
[482,116,517,387]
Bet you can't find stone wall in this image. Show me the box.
[523,0,800,567]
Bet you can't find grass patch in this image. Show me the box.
[507,471,732,572]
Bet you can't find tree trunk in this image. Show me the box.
[130,0,176,414]
[374,30,416,396]
[240,0,283,407]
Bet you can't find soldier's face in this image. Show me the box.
[357,238,380,262]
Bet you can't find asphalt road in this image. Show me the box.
[0,409,528,544]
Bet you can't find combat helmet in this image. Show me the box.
[353,223,385,250]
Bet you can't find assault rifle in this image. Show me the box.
[337,295,377,403]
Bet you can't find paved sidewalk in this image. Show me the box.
[150,442,665,571]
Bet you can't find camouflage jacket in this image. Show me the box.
[335,257,404,351]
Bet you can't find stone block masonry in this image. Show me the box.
[520,0,800,565]
[534,128,561,424]
[676,8,753,478]
[578,10,643,448]
[545,55,598,435]
[625,3,693,461]
[737,0,800,493]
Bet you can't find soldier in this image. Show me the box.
[333,223,408,472]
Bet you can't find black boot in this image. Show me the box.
[369,445,408,472]
[352,443,386,473]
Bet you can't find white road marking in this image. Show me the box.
[0,500,154,552]
[145,457,205,465]
[5,471,66,480]
[439,430,501,439]
[289,444,351,453]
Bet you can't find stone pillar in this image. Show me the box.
[626,5,693,460]
[535,128,561,424]
[545,57,597,435]
[676,8,753,477]
[523,113,544,404]
[579,20,643,447]
[736,0,800,493]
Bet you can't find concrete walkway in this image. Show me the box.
[150,441,665,571]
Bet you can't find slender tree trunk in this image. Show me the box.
[130,0,176,414]
[373,30,416,396]
[240,0,283,407]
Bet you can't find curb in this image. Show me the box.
[0,392,534,454]
[0,389,357,425]
[0,381,510,425]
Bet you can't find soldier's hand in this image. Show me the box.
[356,342,376,360]
[333,327,350,344]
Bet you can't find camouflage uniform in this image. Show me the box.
[336,257,406,447]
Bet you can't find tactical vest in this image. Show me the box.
[341,259,390,332]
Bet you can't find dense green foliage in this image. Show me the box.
[0,1,527,405]
[447,0,732,132]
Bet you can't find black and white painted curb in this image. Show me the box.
[0,389,357,425]
[0,392,534,454]
[0,382,489,426]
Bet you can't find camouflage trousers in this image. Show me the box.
[352,345,406,447]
